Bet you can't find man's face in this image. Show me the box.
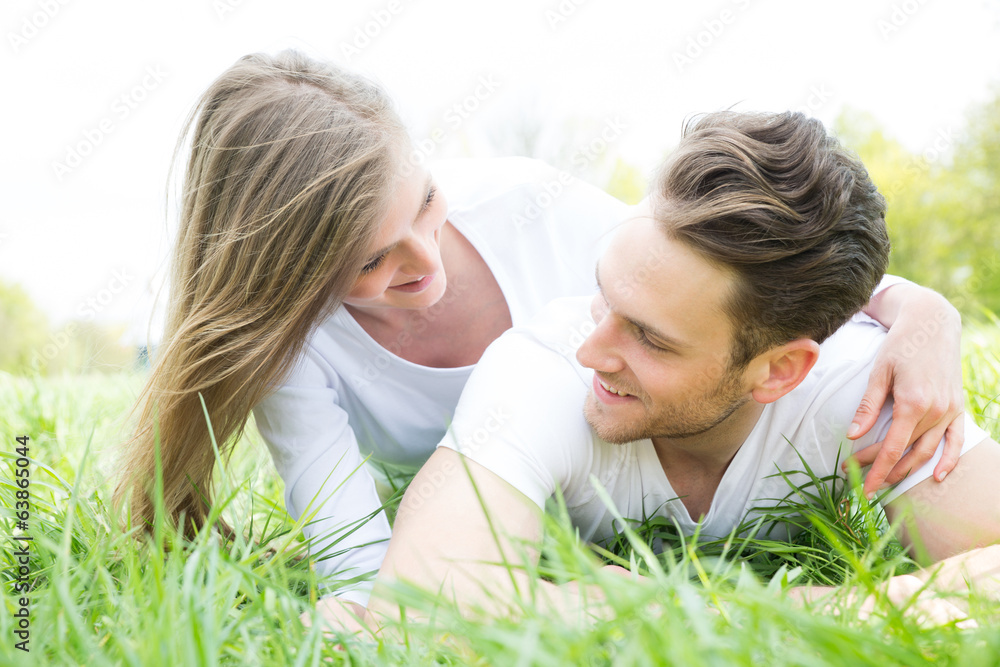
[577,203,753,444]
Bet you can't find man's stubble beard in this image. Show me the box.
[582,368,750,444]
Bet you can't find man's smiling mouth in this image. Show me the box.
[599,378,633,397]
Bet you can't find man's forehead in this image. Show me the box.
[619,197,654,225]
[599,217,735,348]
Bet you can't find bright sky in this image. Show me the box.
[3,0,999,344]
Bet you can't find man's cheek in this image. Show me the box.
[693,357,729,392]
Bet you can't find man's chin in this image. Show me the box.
[583,398,644,445]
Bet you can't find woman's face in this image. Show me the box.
[343,164,449,312]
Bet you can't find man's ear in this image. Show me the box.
[750,338,820,404]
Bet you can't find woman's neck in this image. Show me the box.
[344,220,513,368]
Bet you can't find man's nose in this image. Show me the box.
[576,315,625,374]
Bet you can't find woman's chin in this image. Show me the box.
[415,277,449,309]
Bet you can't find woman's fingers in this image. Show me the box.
[933,415,965,482]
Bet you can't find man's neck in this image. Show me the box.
[651,400,766,482]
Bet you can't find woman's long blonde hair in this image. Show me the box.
[113,50,408,540]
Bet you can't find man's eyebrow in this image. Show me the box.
[594,260,691,350]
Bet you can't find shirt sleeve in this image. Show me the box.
[436,325,595,511]
[851,273,912,324]
[787,317,988,509]
[873,273,911,296]
[251,347,390,606]
[822,325,990,505]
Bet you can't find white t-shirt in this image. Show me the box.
[251,158,629,604]
[440,295,989,547]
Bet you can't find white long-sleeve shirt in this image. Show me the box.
[251,157,629,604]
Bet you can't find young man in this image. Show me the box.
[364,111,1000,621]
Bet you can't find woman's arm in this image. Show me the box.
[252,360,392,607]
[851,279,964,498]
[787,544,1000,625]
[301,596,372,640]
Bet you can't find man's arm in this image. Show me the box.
[853,282,965,497]
[884,434,1000,563]
[369,447,542,620]
[365,448,609,627]
[362,299,612,627]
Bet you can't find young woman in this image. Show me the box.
[113,50,967,611]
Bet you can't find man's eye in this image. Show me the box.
[635,328,668,352]
[592,294,609,322]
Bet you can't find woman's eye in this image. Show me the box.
[423,186,437,210]
[361,254,386,274]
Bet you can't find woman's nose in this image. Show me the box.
[398,232,440,276]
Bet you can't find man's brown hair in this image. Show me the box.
[651,110,890,370]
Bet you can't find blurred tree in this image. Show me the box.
[483,103,633,189]
[483,94,547,159]
[604,158,647,205]
[949,85,1000,316]
[60,320,138,374]
[0,278,139,376]
[0,279,50,374]
[835,90,1000,320]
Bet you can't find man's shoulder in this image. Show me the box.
[767,314,888,450]
[444,297,600,510]
[484,296,595,377]
[812,314,888,378]
[451,296,598,456]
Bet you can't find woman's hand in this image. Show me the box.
[788,545,1000,628]
[848,285,965,499]
[787,575,975,629]
[299,595,374,642]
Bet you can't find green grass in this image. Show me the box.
[1,322,998,666]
